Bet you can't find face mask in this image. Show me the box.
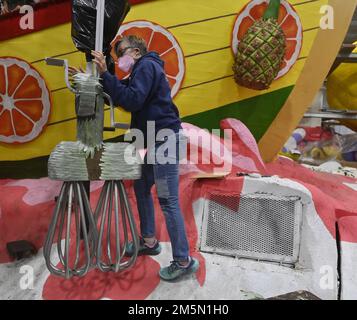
[118,55,135,73]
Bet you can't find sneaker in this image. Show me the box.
[159,257,199,281]
[125,237,162,257]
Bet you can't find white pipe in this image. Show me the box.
[94,0,105,76]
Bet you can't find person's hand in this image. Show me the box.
[68,66,84,77]
[91,50,107,75]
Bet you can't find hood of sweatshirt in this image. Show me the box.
[134,51,164,70]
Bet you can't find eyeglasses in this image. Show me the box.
[117,46,135,58]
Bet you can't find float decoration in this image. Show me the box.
[232,0,302,90]
[111,20,185,98]
[0,57,51,144]
[43,0,141,279]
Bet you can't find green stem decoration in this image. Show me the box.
[263,0,281,20]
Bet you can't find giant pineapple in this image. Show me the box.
[233,0,286,90]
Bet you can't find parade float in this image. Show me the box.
[1,0,350,174]
[0,0,357,300]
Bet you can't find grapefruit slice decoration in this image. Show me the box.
[232,0,303,79]
[111,20,185,98]
[0,57,51,144]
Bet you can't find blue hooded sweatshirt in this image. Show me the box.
[101,52,182,144]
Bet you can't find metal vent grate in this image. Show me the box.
[200,192,303,265]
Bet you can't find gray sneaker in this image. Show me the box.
[159,257,199,281]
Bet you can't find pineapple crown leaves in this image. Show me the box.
[263,0,281,21]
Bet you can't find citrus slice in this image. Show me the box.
[0,57,51,144]
[231,0,302,79]
[111,20,185,98]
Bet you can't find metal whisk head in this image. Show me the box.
[43,182,98,279]
[95,180,140,272]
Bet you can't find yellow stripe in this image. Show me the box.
[0,23,74,63]
[176,58,307,118]
[31,52,86,91]
[300,28,319,57]
[0,106,130,161]
[294,0,328,31]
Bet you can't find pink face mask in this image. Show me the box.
[118,55,135,73]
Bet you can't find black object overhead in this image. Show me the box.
[71,0,130,57]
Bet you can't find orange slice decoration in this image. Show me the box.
[232,0,303,79]
[111,20,185,98]
[0,57,51,144]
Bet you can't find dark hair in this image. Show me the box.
[114,35,148,57]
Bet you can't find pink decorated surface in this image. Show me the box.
[1,119,357,299]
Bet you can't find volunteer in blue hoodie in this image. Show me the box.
[90,35,199,281]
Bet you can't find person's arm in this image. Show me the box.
[101,61,155,112]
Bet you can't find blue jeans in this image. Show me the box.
[134,132,189,262]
